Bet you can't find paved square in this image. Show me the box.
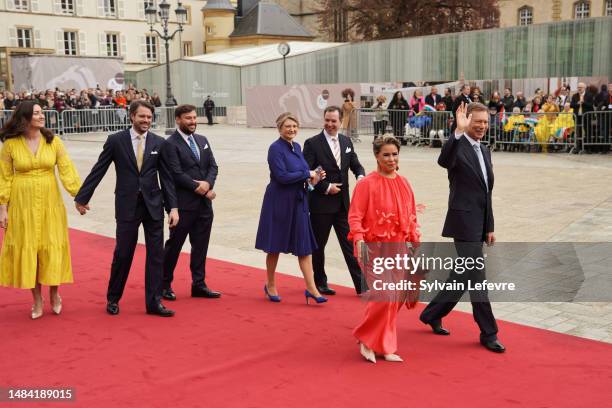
[60,125,612,343]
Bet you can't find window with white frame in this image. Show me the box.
[63,31,78,55]
[14,0,29,11]
[574,1,590,19]
[606,0,612,16]
[106,33,119,57]
[145,35,157,63]
[17,28,33,48]
[104,0,117,17]
[60,0,75,14]
[518,6,533,26]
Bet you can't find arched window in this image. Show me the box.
[518,6,533,26]
[574,1,590,19]
[605,0,612,16]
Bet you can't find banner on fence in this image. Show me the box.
[11,55,124,92]
[246,83,361,128]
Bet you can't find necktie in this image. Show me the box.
[331,137,341,168]
[136,134,144,172]
[188,135,200,161]
[473,144,488,190]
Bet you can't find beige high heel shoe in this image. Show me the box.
[383,353,404,362]
[359,342,376,363]
[51,295,62,315]
[31,298,43,320]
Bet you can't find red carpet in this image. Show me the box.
[1,229,611,407]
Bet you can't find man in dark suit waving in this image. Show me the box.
[419,102,505,353]
[75,100,178,317]
[160,104,220,301]
[303,106,366,295]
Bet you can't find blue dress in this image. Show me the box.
[255,138,318,256]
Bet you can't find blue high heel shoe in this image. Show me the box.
[305,289,328,304]
[264,285,281,302]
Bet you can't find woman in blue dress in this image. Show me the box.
[255,112,328,304]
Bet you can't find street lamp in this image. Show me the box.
[145,0,187,107]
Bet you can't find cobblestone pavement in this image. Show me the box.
[59,125,612,343]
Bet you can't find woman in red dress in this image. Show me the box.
[348,136,421,363]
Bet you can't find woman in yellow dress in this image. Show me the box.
[0,101,81,319]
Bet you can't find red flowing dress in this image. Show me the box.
[348,171,420,355]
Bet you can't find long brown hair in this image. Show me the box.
[0,101,54,143]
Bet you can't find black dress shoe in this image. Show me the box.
[106,302,119,315]
[191,286,221,298]
[146,303,175,317]
[162,288,176,301]
[481,339,506,353]
[318,285,336,296]
[429,320,450,335]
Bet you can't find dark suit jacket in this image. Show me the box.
[425,94,442,107]
[570,93,595,115]
[439,134,494,242]
[452,94,473,115]
[303,131,365,214]
[159,131,218,212]
[75,129,177,221]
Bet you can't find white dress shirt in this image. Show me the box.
[454,131,488,189]
[322,129,363,194]
[129,126,147,158]
[177,127,194,148]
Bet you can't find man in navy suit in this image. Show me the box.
[75,100,179,317]
[419,102,505,353]
[160,104,220,300]
[303,106,366,295]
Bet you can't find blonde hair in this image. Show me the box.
[276,112,300,130]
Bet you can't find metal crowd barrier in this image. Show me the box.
[580,111,612,152]
[0,107,608,155]
[407,111,453,146]
[0,109,61,135]
[355,109,453,146]
[195,106,227,118]
[44,110,61,135]
[1,106,228,139]
[61,108,130,135]
[490,111,578,152]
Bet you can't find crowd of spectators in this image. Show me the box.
[0,85,163,112]
[374,82,612,152]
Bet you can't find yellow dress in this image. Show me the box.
[0,136,81,288]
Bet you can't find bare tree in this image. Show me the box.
[317,0,500,42]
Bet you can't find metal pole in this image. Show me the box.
[283,55,286,86]
[165,38,174,106]
[163,16,175,107]
[179,30,183,59]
